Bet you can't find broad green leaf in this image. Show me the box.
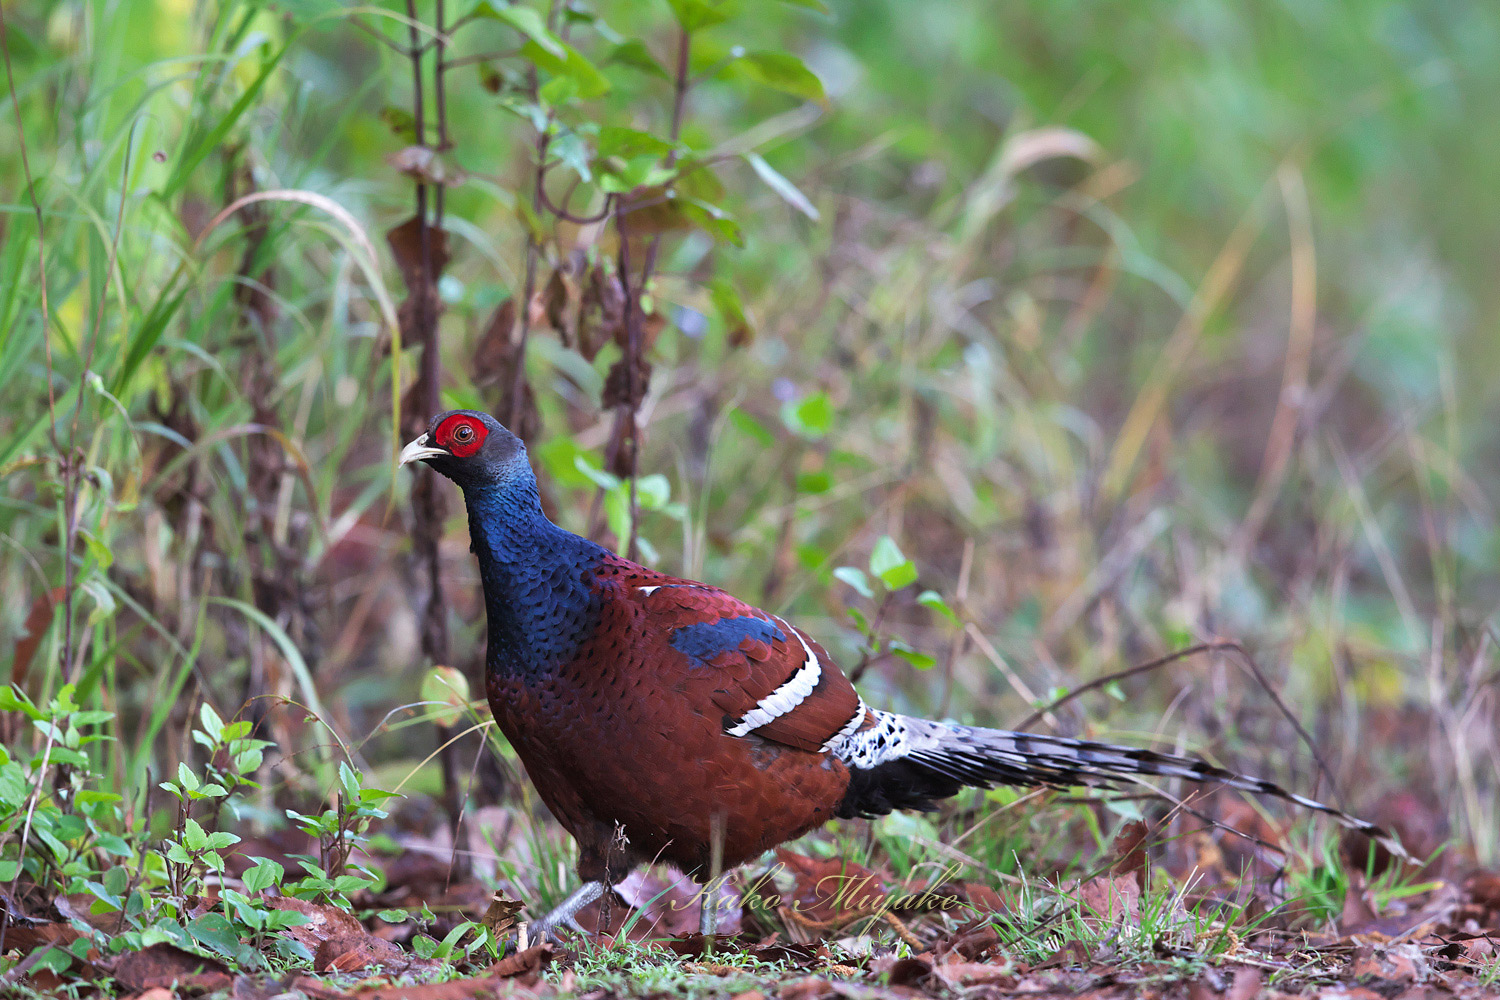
[522,39,610,99]
[890,642,936,670]
[421,666,471,727]
[469,1,564,56]
[636,474,671,508]
[728,409,776,447]
[199,703,224,743]
[667,0,735,31]
[183,817,208,851]
[607,40,668,78]
[870,536,917,590]
[539,74,580,107]
[796,470,832,494]
[186,912,240,959]
[917,590,961,625]
[243,859,284,893]
[781,391,834,439]
[573,455,621,490]
[730,51,825,101]
[596,125,674,160]
[834,566,874,599]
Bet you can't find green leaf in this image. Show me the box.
[79,529,113,570]
[522,38,610,99]
[678,197,744,246]
[606,40,668,78]
[182,818,208,851]
[636,474,671,509]
[667,0,735,31]
[43,747,88,768]
[469,1,564,56]
[338,760,361,803]
[730,51,825,101]
[233,748,263,774]
[204,831,240,850]
[596,125,674,160]
[728,409,776,447]
[187,912,241,959]
[199,703,224,744]
[709,278,751,344]
[917,590,961,625]
[33,947,72,975]
[80,578,116,626]
[796,470,832,494]
[421,666,471,727]
[97,833,131,856]
[746,153,819,220]
[781,391,834,439]
[539,73,580,108]
[870,536,917,590]
[0,687,41,719]
[833,566,874,599]
[889,642,936,670]
[377,908,409,923]
[177,762,199,793]
[243,859,284,893]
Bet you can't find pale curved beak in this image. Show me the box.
[398,432,446,467]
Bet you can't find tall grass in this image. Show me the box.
[1,0,1496,882]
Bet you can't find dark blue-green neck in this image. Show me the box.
[461,472,606,680]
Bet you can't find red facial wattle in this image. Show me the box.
[433,414,487,458]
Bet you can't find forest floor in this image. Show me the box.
[9,797,1498,1000]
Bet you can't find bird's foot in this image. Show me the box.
[524,880,605,946]
[698,872,731,938]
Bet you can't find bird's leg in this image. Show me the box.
[528,880,605,943]
[698,871,731,937]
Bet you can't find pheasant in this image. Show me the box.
[400,409,1406,937]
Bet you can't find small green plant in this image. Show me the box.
[283,761,398,907]
[836,535,959,680]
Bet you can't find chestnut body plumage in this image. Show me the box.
[401,410,1406,936]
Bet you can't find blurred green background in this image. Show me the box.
[1,0,1496,866]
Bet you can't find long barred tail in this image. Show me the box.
[832,710,1410,862]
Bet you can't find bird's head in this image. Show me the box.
[399,410,528,492]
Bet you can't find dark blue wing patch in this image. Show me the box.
[671,616,785,667]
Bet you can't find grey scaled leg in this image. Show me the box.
[699,872,731,937]
[528,880,605,944]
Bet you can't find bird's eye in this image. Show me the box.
[453,424,474,443]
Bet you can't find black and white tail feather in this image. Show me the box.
[829,707,1409,862]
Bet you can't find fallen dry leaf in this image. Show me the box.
[1226,966,1263,1000]
[932,961,1015,987]
[1111,819,1149,890]
[112,944,232,993]
[481,892,526,937]
[1075,873,1140,925]
[267,896,409,974]
[776,850,890,927]
[347,978,535,1000]
[486,942,553,983]
[778,976,837,1000]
